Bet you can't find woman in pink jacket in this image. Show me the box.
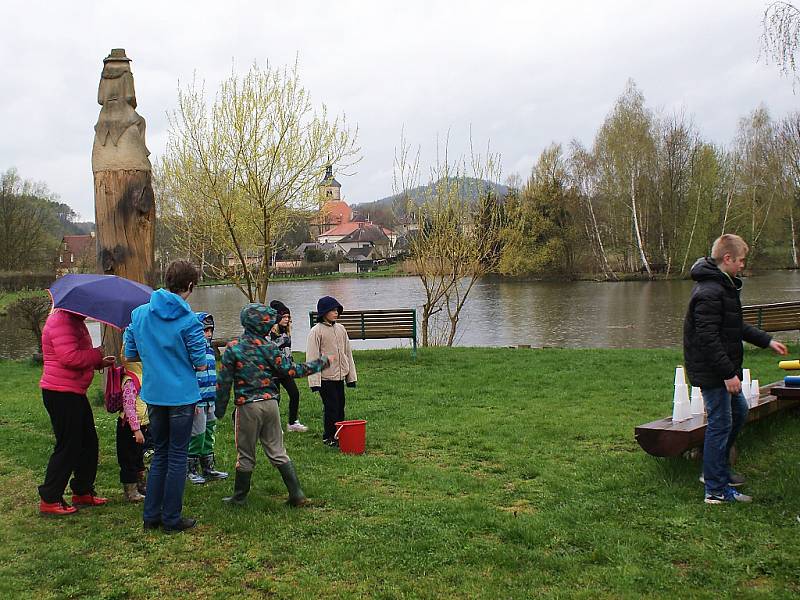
[38,309,114,516]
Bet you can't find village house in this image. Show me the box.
[55,233,95,276]
[313,164,397,259]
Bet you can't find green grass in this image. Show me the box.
[0,347,798,599]
[0,289,48,314]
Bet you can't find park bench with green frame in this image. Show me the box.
[308,308,418,357]
[742,300,800,335]
[635,301,800,457]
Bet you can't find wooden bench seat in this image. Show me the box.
[634,383,800,457]
[742,301,800,333]
[308,308,418,356]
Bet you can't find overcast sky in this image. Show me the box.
[1,0,797,220]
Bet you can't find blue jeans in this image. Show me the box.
[702,386,748,496]
[143,404,195,527]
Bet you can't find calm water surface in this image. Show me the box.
[2,271,798,359]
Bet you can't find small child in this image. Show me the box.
[269,300,308,432]
[306,296,357,447]
[117,355,149,502]
[187,312,228,484]
[215,303,330,506]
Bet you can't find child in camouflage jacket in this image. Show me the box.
[215,303,330,506]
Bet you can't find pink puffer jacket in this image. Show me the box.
[39,310,103,394]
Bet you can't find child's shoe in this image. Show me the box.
[200,454,229,480]
[287,421,309,432]
[223,470,252,506]
[39,499,78,516]
[277,461,308,507]
[323,438,339,448]
[123,483,144,503]
[71,493,108,507]
[187,457,206,485]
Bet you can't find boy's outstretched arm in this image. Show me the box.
[267,343,330,379]
[215,344,236,419]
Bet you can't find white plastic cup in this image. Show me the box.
[674,366,686,386]
[690,386,704,415]
[742,368,751,386]
[750,380,760,406]
[672,383,691,422]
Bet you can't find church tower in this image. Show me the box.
[318,164,342,203]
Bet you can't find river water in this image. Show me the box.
[2,271,797,360]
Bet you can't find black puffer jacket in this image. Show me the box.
[683,257,771,388]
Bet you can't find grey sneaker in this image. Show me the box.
[287,421,309,432]
[705,486,753,504]
[699,473,746,487]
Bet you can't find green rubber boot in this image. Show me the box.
[277,461,308,507]
[223,470,252,506]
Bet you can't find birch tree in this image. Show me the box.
[593,80,657,276]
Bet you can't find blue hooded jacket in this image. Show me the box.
[124,288,207,407]
[194,311,217,405]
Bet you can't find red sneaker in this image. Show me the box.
[71,494,108,507]
[40,500,78,516]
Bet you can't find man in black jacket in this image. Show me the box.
[684,234,788,504]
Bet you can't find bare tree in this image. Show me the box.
[394,132,505,346]
[159,61,360,302]
[762,2,800,85]
[8,296,51,361]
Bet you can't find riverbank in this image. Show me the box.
[0,289,48,315]
[1,346,797,598]
[196,263,411,288]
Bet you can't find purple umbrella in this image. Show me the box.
[48,274,153,330]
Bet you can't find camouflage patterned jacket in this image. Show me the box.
[215,303,329,419]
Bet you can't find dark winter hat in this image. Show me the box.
[316,296,343,322]
[269,300,291,317]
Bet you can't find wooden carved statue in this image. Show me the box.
[92,48,151,172]
[92,48,156,355]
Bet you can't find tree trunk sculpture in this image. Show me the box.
[92,48,155,356]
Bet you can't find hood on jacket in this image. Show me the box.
[316,296,343,322]
[240,303,277,337]
[195,311,214,331]
[690,257,742,291]
[149,288,193,320]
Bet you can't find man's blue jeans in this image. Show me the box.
[702,386,748,496]
[143,404,195,527]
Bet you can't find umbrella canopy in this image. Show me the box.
[48,274,153,330]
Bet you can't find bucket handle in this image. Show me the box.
[334,424,344,440]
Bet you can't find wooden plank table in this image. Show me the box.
[634,382,800,457]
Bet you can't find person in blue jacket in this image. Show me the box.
[124,260,207,533]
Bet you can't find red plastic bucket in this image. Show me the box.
[334,419,367,454]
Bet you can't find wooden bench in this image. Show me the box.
[308,308,418,357]
[742,301,800,333]
[635,383,800,457]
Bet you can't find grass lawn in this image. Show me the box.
[0,347,798,599]
[0,290,48,315]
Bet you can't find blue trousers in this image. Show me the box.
[143,404,194,527]
[702,387,748,496]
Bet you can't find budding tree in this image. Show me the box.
[159,61,360,302]
[394,133,505,346]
